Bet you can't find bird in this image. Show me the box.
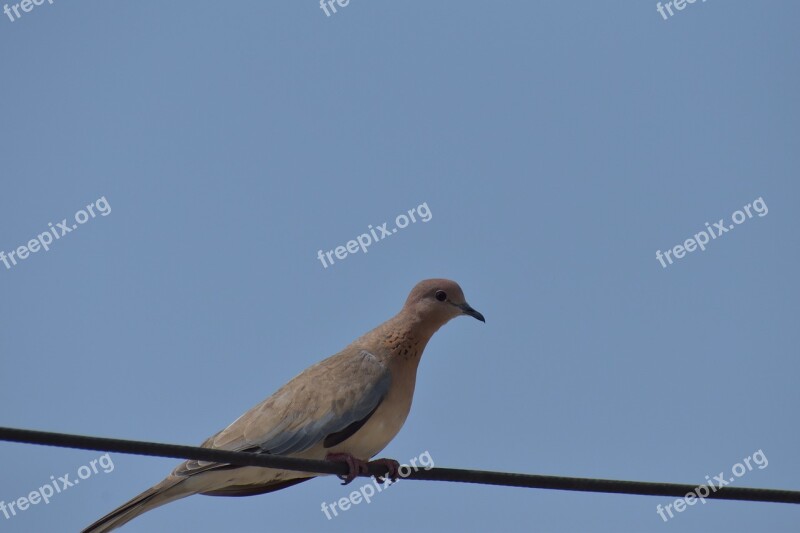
[83,278,484,532]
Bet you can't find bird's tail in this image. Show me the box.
[82,476,195,533]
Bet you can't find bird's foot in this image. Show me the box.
[325,453,369,485]
[369,458,401,483]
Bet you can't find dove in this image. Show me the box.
[83,278,484,532]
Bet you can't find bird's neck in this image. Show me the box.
[367,312,441,364]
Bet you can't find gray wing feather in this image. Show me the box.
[174,350,390,477]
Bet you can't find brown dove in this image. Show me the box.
[83,278,484,532]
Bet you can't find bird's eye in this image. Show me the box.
[435,290,447,302]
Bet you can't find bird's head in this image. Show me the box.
[403,278,485,327]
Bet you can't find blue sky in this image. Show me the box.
[1,1,798,532]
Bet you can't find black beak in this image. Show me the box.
[458,303,485,323]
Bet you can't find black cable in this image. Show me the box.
[1,426,798,505]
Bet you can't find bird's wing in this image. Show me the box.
[173,350,390,477]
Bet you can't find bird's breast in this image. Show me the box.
[328,361,418,460]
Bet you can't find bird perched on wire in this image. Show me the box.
[83,278,484,532]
